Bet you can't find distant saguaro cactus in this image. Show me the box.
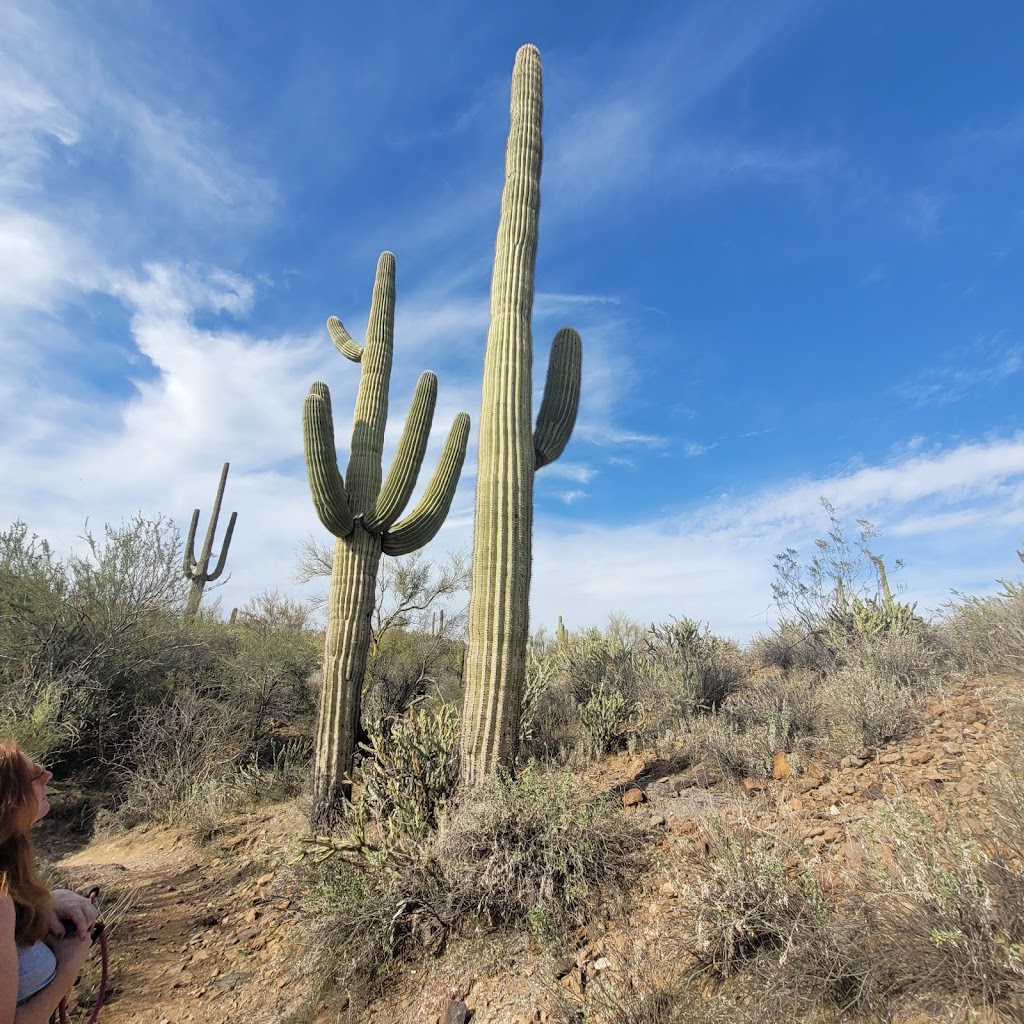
[557,615,568,648]
[461,45,583,784]
[183,462,237,620]
[304,251,470,828]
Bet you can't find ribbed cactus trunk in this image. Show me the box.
[314,529,381,822]
[183,461,237,621]
[305,252,470,830]
[461,45,582,785]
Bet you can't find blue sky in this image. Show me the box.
[2,0,1023,643]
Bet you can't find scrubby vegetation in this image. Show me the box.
[4,506,1024,1022]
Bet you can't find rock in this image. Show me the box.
[878,752,904,764]
[692,768,717,789]
[553,957,575,980]
[443,999,470,1024]
[622,787,646,808]
[840,755,866,769]
[907,749,933,765]
[771,751,792,780]
[742,777,765,797]
[863,783,885,801]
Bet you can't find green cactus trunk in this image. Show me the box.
[183,461,237,621]
[304,252,470,830]
[461,45,582,785]
[313,528,381,821]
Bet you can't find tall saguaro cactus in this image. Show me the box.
[461,45,583,785]
[304,251,470,828]
[183,461,237,620]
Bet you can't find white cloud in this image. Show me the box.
[531,434,1024,644]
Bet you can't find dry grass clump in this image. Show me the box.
[300,767,650,1012]
[666,790,1024,1022]
[942,569,1024,676]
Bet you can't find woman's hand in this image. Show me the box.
[48,931,92,976]
[47,890,99,942]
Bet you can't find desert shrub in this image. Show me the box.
[113,687,241,832]
[683,817,849,980]
[747,619,833,673]
[816,664,922,750]
[0,516,205,760]
[768,501,931,676]
[700,669,825,775]
[843,797,1024,1018]
[362,626,464,729]
[942,550,1024,675]
[432,770,646,937]
[302,768,648,1010]
[112,679,314,838]
[215,593,319,748]
[644,617,745,716]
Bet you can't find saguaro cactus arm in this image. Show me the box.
[534,327,582,469]
[327,316,364,363]
[382,411,470,556]
[363,371,438,534]
[202,510,237,582]
[303,383,355,538]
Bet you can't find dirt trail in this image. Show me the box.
[52,807,312,1024]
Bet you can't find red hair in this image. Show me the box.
[0,740,52,944]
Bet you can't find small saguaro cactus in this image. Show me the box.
[304,251,470,829]
[183,461,237,620]
[460,45,583,785]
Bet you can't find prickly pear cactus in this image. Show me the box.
[461,45,583,784]
[304,252,470,828]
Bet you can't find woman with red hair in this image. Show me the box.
[0,741,99,1023]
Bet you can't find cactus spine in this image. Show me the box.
[304,252,470,828]
[183,461,237,620]
[460,45,583,784]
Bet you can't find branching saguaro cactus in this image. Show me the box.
[461,45,583,785]
[304,251,470,828]
[183,461,237,620]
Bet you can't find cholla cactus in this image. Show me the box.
[460,45,583,785]
[183,462,237,620]
[578,683,631,757]
[304,252,470,828]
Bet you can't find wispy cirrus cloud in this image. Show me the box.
[896,333,1024,406]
